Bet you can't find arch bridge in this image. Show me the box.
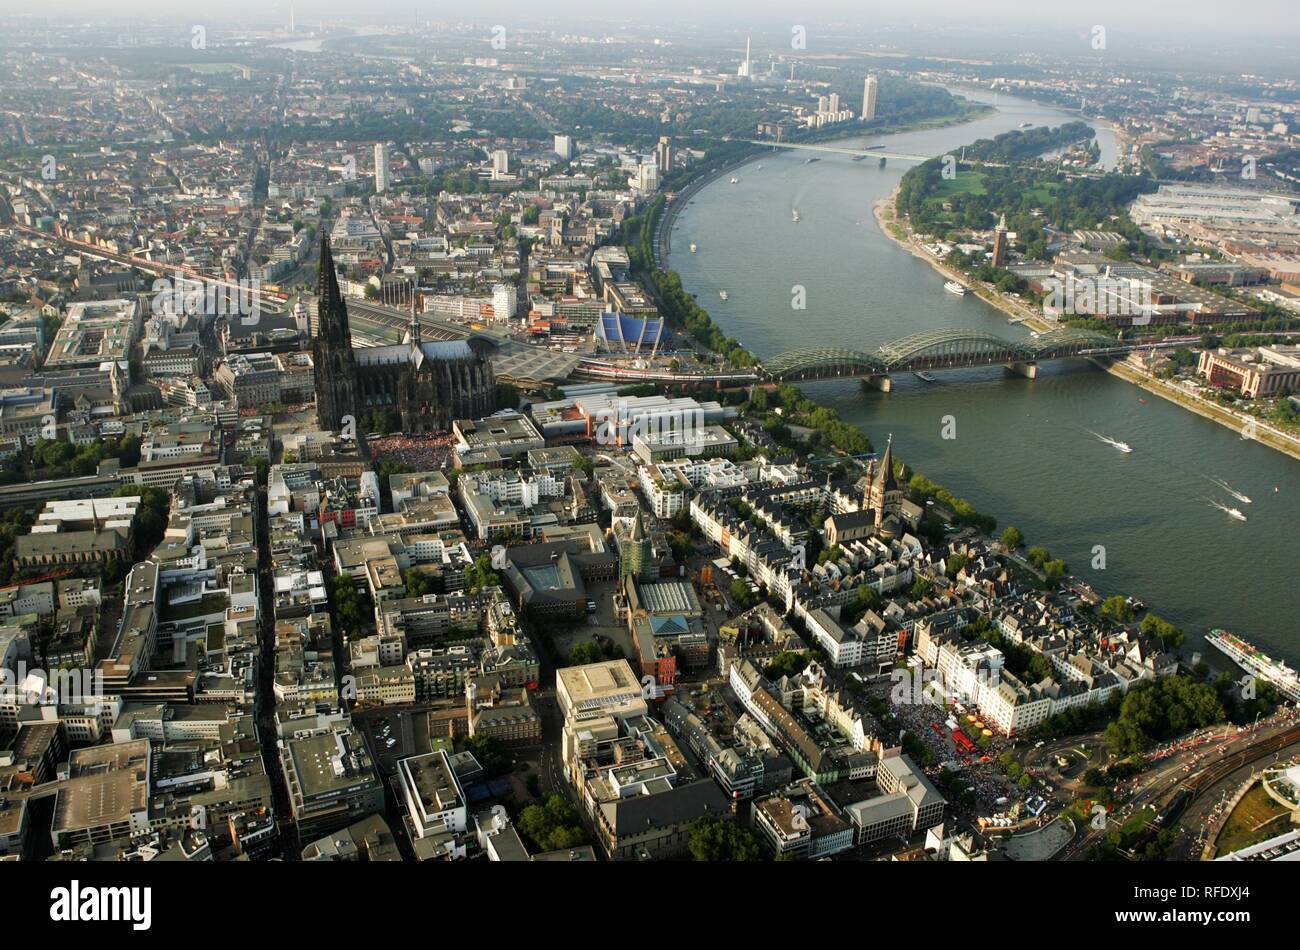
[761,327,1122,387]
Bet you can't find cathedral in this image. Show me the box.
[312,237,496,434]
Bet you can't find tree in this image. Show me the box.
[1042,559,1068,585]
[817,545,844,566]
[102,558,130,586]
[687,815,764,861]
[729,578,758,610]
[1100,595,1136,623]
[1104,676,1226,755]
[517,795,588,853]
[763,651,809,680]
[910,577,934,600]
[840,583,881,625]
[1001,526,1024,549]
[330,574,368,639]
[667,531,694,564]
[567,641,604,667]
[462,734,511,778]
[1139,612,1185,648]
[116,484,170,560]
[465,553,501,593]
[495,383,521,411]
[403,567,435,598]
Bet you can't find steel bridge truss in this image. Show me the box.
[761,327,1117,380]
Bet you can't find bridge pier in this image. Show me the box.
[864,373,893,392]
[1006,361,1038,379]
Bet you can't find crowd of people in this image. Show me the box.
[873,681,1023,812]
[369,433,457,471]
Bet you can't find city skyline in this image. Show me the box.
[0,1,1291,922]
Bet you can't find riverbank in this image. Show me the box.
[872,184,1300,462]
[658,105,992,264]
[657,153,757,258]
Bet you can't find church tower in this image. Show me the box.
[312,236,358,431]
[869,434,903,528]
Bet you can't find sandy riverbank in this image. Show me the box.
[872,186,1300,462]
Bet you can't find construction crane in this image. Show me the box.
[0,566,75,591]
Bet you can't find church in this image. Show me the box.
[863,436,907,535]
[313,237,496,434]
[824,436,922,547]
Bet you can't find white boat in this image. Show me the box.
[944,280,967,296]
[729,177,740,184]
[756,164,763,170]
[914,372,937,383]
[1089,430,1132,453]
[719,290,729,301]
[689,243,697,253]
[792,209,800,222]
[1227,507,1247,522]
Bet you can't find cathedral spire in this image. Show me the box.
[408,283,421,347]
[317,235,349,343]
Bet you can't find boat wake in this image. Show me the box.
[1207,477,1252,505]
[1206,498,1248,522]
[1085,429,1132,454]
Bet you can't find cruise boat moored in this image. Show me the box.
[1207,630,1300,703]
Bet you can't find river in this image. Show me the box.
[666,88,1299,665]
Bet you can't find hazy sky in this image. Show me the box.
[0,0,1290,31]
[0,0,1295,47]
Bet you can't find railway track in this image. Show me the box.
[1125,724,1300,855]
[1183,724,1300,797]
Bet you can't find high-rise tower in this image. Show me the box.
[374,143,390,193]
[991,214,1008,268]
[862,75,878,121]
[654,136,673,174]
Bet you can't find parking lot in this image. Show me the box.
[353,706,432,776]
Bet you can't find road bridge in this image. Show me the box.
[734,138,932,162]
